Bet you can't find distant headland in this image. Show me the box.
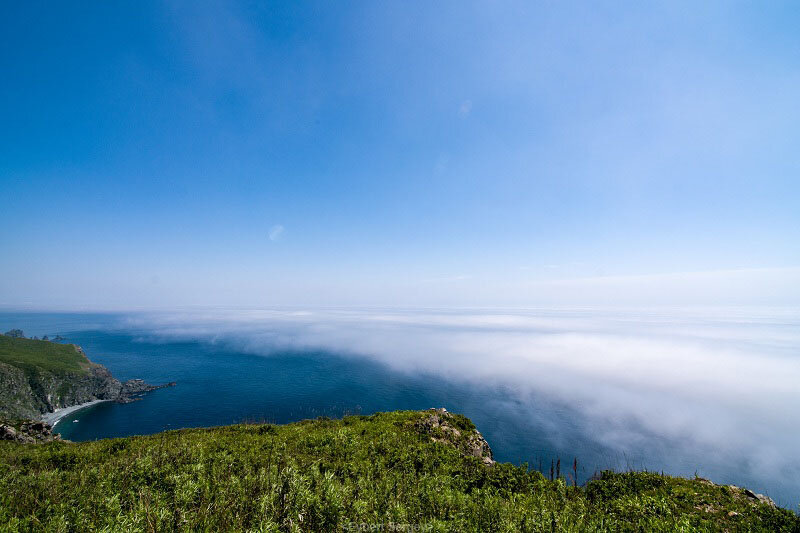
[0,330,175,427]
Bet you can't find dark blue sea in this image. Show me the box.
[2,310,797,507]
[2,312,582,462]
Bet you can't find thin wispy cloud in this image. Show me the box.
[268,225,284,241]
[433,154,450,175]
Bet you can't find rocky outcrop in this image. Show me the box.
[0,420,60,443]
[118,379,176,403]
[696,478,777,508]
[415,407,494,465]
[731,485,777,508]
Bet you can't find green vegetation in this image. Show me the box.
[1,410,797,532]
[0,336,89,376]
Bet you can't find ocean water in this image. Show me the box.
[2,310,798,508]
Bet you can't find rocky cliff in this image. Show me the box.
[0,336,174,420]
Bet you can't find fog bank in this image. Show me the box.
[122,306,800,502]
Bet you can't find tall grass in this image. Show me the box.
[0,410,796,532]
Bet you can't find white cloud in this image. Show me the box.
[124,306,799,465]
[268,225,284,241]
[458,99,473,117]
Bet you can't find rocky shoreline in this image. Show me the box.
[0,334,175,423]
[33,375,177,427]
[117,378,177,404]
[0,354,176,420]
[40,399,111,426]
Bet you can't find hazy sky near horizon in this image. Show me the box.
[2,2,799,309]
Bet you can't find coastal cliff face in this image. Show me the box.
[0,359,121,419]
[0,336,173,420]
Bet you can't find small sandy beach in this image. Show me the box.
[41,400,110,427]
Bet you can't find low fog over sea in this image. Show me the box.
[3,307,798,506]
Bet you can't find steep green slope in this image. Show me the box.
[0,410,796,532]
[0,336,90,375]
[0,337,101,419]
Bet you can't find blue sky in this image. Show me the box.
[1,1,799,308]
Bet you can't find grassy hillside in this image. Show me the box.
[0,336,89,376]
[0,410,797,532]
